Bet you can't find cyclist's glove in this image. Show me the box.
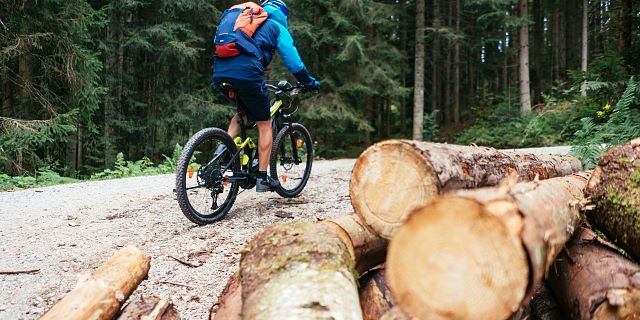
[293,66,320,91]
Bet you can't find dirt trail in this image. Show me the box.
[0,159,355,320]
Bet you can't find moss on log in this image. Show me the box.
[240,221,362,320]
[585,138,640,259]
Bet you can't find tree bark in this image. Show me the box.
[533,0,544,104]
[519,0,532,113]
[1,66,12,117]
[350,140,582,239]
[211,273,241,320]
[118,295,180,320]
[239,221,362,319]
[41,246,151,320]
[509,282,566,320]
[320,214,387,274]
[581,0,589,96]
[412,0,425,140]
[359,269,395,320]
[453,0,461,125]
[547,227,640,319]
[386,173,590,320]
[585,138,640,260]
[619,0,632,60]
[431,0,441,124]
[380,307,412,320]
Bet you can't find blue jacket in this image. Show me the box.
[213,8,313,84]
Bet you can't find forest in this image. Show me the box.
[0,0,639,185]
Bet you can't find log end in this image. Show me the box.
[387,197,528,320]
[350,140,439,239]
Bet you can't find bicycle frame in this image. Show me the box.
[220,84,303,187]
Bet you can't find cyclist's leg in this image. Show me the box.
[256,120,272,171]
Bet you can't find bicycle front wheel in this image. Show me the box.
[175,128,240,225]
[269,123,313,198]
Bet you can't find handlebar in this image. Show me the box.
[266,81,319,97]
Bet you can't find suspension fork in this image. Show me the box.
[281,115,301,164]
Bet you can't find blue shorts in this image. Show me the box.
[213,78,270,122]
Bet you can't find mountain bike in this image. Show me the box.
[175,81,316,225]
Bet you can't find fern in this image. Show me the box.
[571,77,640,169]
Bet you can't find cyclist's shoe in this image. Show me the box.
[256,175,280,193]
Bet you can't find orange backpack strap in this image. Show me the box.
[231,2,269,37]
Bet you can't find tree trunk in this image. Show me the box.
[239,221,362,319]
[42,246,151,320]
[519,0,532,113]
[585,138,640,260]
[533,0,544,104]
[443,0,453,125]
[386,173,590,320]
[619,0,632,60]
[412,0,425,140]
[547,227,640,319]
[581,0,589,96]
[350,140,582,239]
[117,296,180,320]
[359,269,396,320]
[431,0,441,124]
[1,66,11,117]
[320,214,387,274]
[453,0,461,125]
[18,52,31,102]
[211,273,241,320]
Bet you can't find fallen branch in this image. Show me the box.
[168,255,201,268]
[41,246,151,320]
[0,269,40,275]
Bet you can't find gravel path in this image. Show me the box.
[0,159,356,320]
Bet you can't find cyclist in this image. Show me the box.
[213,0,320,193]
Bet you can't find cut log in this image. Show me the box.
[359,268,395,320]
[42,246,151,320]
[547,227,640,319]
[211,273,241,320]
[386,173,589,320]
[585,138,640,259]
[350,140,582,239]
[118,295,180,320]
[321,214,388,274]
[380,306,413,320]
[509,282,565,320]
[240,221,362,320]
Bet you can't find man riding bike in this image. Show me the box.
[213,0,320,193]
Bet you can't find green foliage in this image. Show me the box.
[423,110,439,142]
[90,144,182,180]
[0,167,78,191]
[455,102,597,148]
[571,77,640,169]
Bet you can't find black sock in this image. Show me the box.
[258,171,268,179]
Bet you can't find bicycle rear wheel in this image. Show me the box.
[269,123,313,198]
[175,128,240,225]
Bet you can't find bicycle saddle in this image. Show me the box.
[219,82,236,91]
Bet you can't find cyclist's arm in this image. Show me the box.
[274,23,315,84]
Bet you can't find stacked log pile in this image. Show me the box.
[214,138,640,319]
[45,138,639,320]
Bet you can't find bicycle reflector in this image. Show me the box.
[188,166,195,179]
[296,139,303,148]
[282,175,287,183]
